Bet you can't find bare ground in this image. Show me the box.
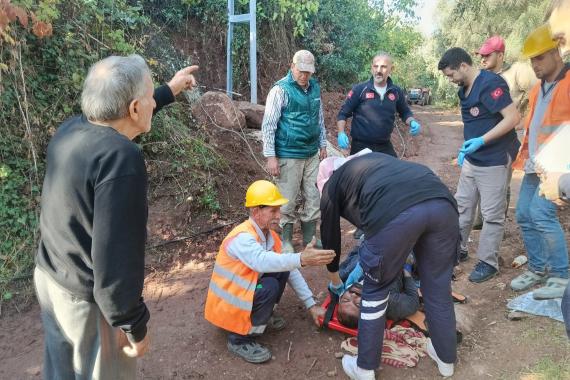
[1,105,569,379]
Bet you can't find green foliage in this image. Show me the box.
[427,0,552,103]
[303,0,421,88]
[0,0,150,295]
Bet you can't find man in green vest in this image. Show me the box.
[262,50,328,252]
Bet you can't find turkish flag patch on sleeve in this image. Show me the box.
[490,87,504,100]
[347,90,353,98]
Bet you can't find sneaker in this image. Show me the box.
[426,338,454,377]
[468,261,498,283]
[510,270,547,291]
[342,355,375,380]
[227,340,272,363]
[532,277,569,300]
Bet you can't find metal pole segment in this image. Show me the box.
[227,0,257,103]
[226,0,234,99]
[249,0,257,104]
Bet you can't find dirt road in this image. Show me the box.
[1,106,569,379]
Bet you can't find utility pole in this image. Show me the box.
[227,0,257,104]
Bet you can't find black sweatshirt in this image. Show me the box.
[36,85,175,342]
[320,153,457,272]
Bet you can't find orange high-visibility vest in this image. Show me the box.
[513,68,570,170]
[204,219,282,335]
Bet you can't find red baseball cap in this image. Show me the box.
[478,36,505,55]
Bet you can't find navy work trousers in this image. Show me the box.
[350,139,397,157]
[357,198,459,370]
[228,271,289,344]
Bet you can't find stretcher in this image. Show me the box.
[317,289,467,337]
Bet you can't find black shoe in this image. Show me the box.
[459,248,469,262]
[468,261,498,283]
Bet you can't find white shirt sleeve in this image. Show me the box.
[262,86,287,157]
[287,268,316,309]
[319,100,327,149]
[226,232,301,273]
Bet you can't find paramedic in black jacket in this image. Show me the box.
[34,55,198,380]
[318,152,459,379]
[336,53,422,156]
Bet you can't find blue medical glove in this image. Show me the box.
[346,263,364,288]
[457,151,466,167]
[328,281,345,296]
[460,137,485,154]
[337,132,350,149]
[409,120,421,136]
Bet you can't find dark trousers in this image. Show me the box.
[356,199,459,370]
[228,271,289,344]
[350,139,397,158]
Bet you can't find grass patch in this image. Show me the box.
[519,357,570,380]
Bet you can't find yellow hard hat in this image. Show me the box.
[245,180,288,208]
[522,24,559,59]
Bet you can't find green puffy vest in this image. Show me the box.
[274,71,321,158]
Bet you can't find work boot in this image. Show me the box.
[301,220,322,247]
[227,340,272,364]
[281,223,294,253]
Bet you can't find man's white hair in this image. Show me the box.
[81,54,150,122]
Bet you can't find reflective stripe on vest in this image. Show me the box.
[514,68,570,170]
[204,219,282,335]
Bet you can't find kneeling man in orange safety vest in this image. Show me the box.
[204,180,336,363]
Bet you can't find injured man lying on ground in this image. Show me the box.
[337,246,420,329]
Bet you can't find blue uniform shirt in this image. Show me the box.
[338,77,413,144]
[459,70,520,166]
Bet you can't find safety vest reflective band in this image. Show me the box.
[513,67,570,170]
[204,219,282,335]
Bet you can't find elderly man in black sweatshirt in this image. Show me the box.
[34,55,197,379]
[318,152,459,380]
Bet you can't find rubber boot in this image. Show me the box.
[301,221,322,248]
[281,223,294,253]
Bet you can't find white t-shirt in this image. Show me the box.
[374,84,387,100]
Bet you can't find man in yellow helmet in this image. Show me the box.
[511,25,570,299]
[204,180,335,363]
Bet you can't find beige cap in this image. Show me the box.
[292,50,315,73]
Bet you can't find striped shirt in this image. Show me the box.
[262,85,327,157]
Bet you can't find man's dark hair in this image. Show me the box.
[438,48,473,71]
[337,306,359,329]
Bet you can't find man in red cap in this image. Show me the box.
[477,36,537,116]
[468,36,538,233]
